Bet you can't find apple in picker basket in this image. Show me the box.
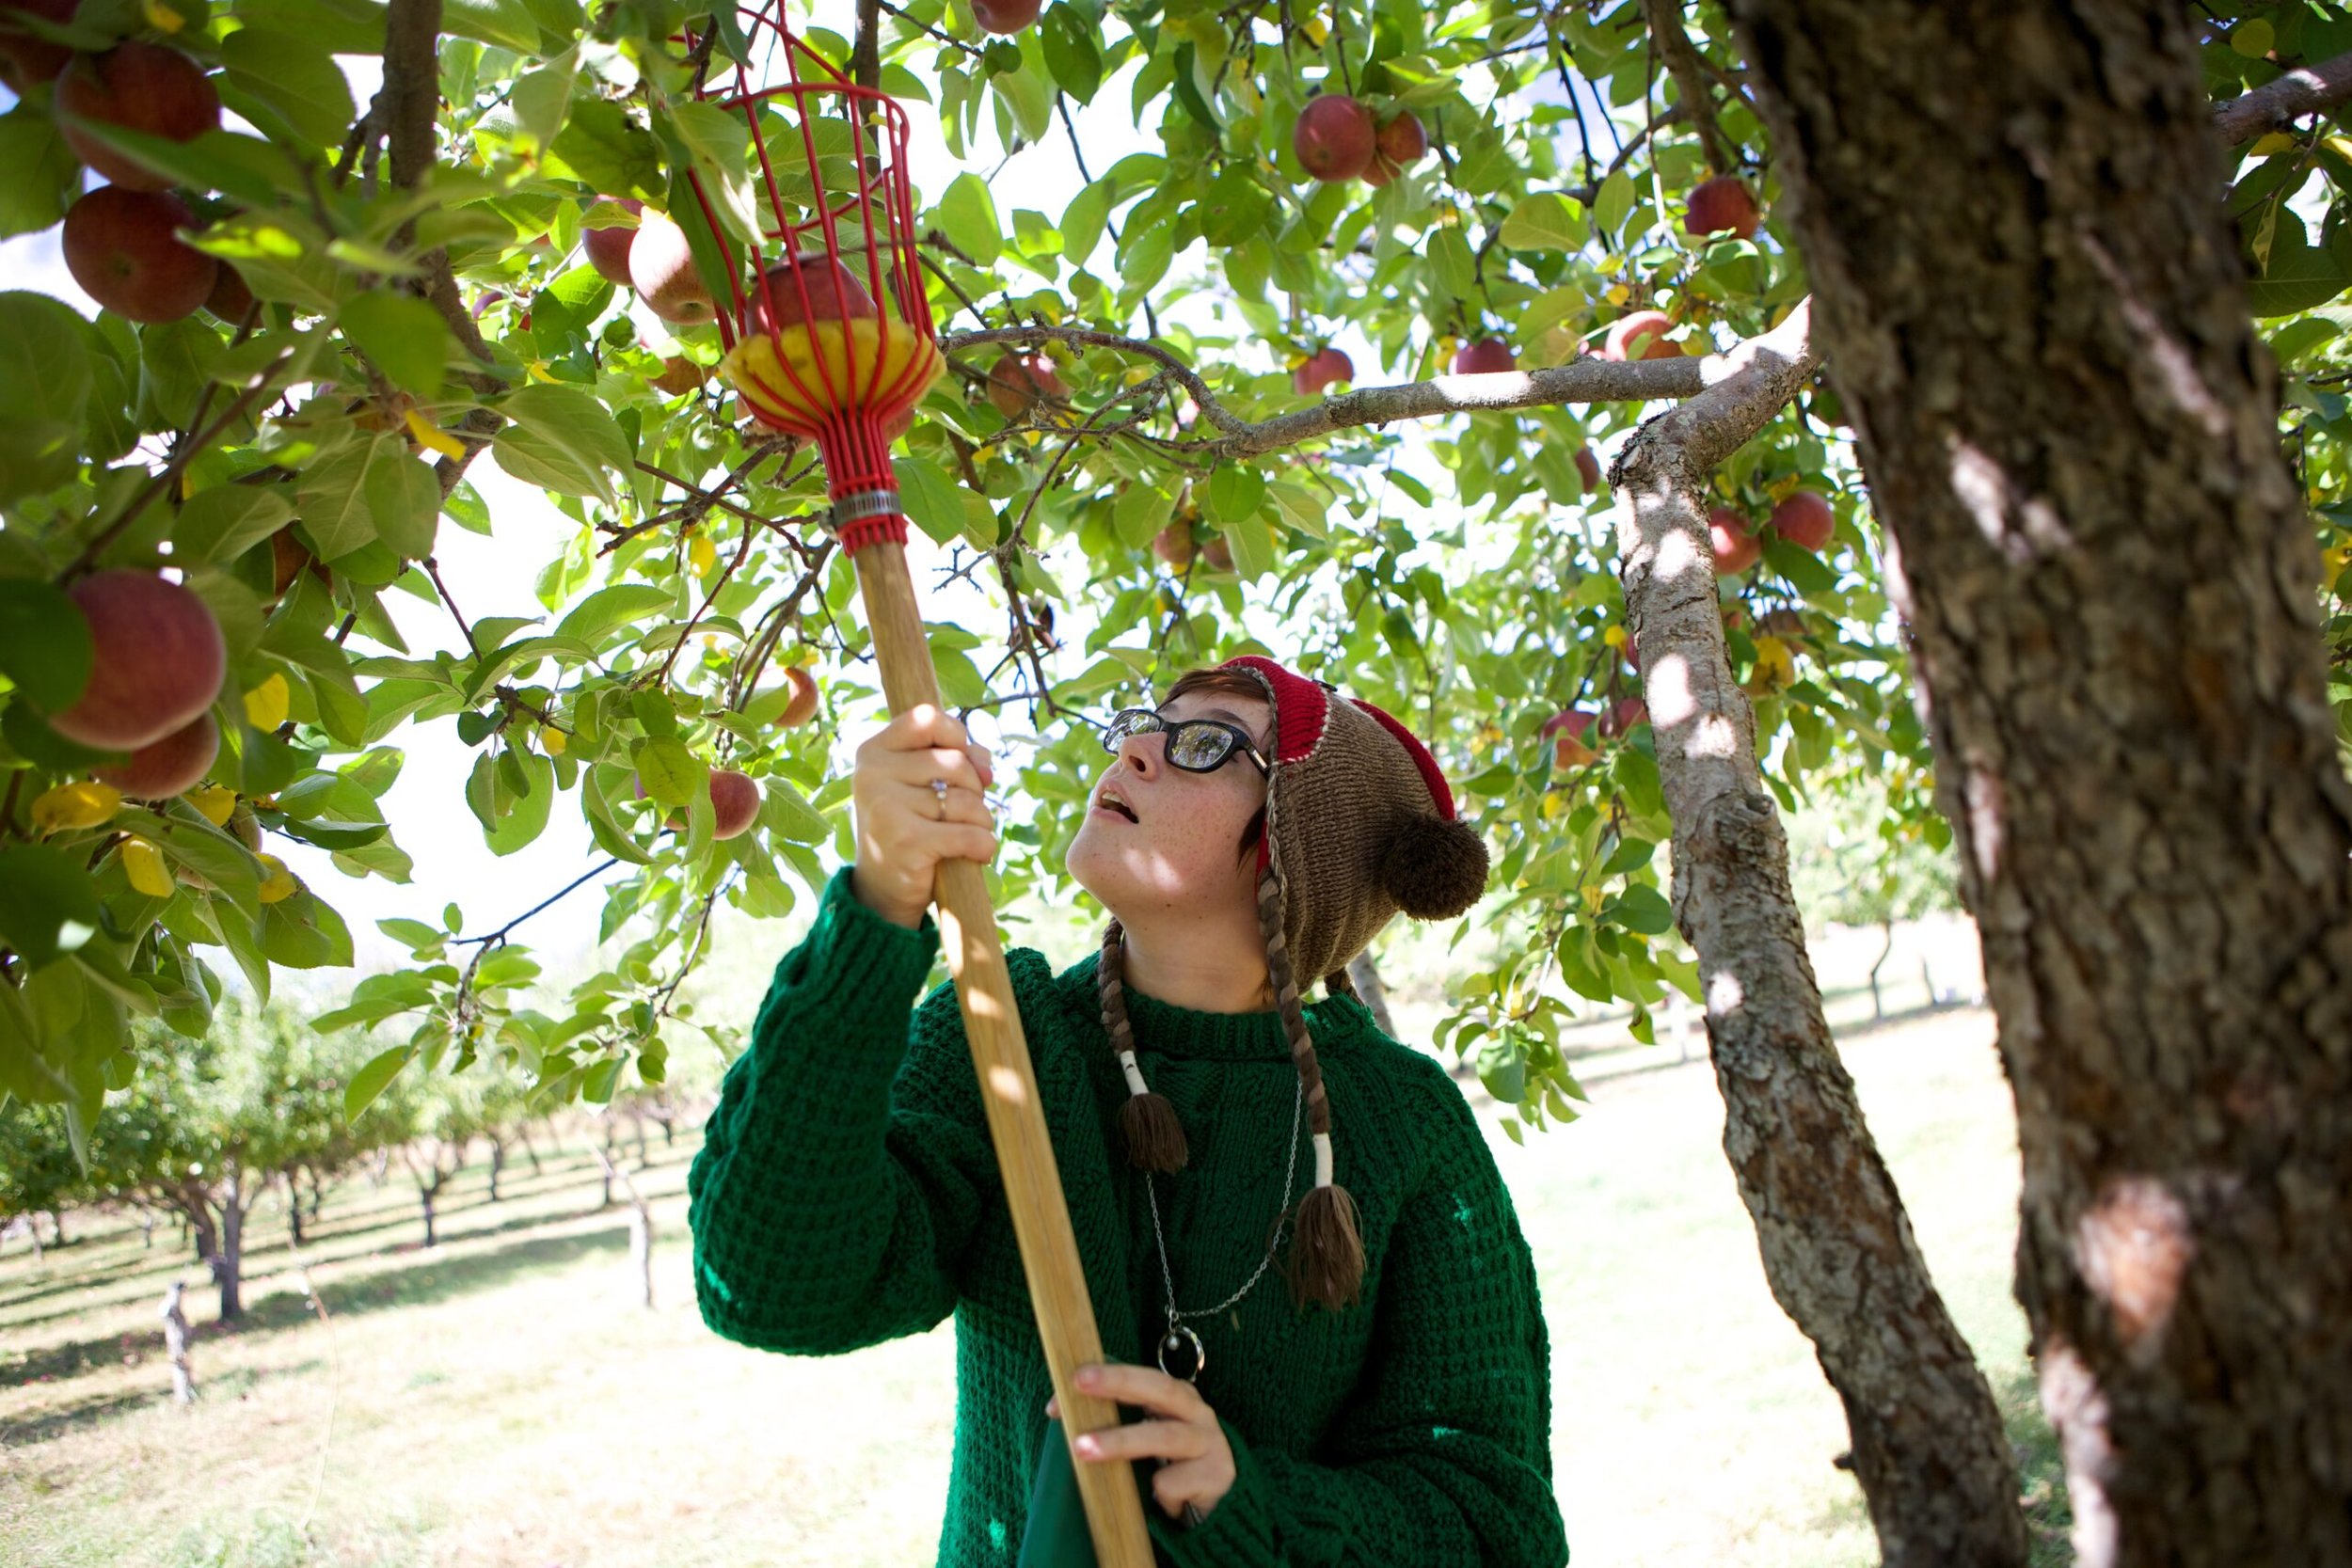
[1453,339,1515,374]
[583,198,643,286]
[96,711,219,799]
[1294,347,1353,396]
[1603,310,1678,362]
[1543,708,1599,769]
[0,0,75,91]
[49,571,226,751]
[971,0,1041,33]
[1708,506,1761,575]
[629,209,716,325]
[744,254,878,335]
[63,187,216,324]
[57,42,222,192]
[1769,489,1836,552]
[1294,95,1376,182]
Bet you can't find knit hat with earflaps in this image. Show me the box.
[1095,655,1491,1310]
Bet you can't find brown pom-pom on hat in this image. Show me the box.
[1096,655,1491,1311]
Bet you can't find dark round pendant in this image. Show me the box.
[1156,1323,1204,1383]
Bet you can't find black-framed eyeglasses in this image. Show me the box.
[1100,707,1271,776]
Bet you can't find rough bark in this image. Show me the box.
[1613,301,2030,1566]
[1726,6,2352,1563]
[160,1280,196,1405]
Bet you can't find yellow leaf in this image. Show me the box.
[122,838,173,897]
[257,854,299,904]
[1602,625,1628,649]
[1604,284,1630,307]
[185,784,237,826]
[2250,132,2299,157]
[1767,473,1801,500]
[1581,882,1604,917]
[32,781,122,832]
[245,672,292,731]
[143,0,184,31]
[690,532,717,574]
[1299,12,1327,44]
[538,725,567,755]
[405,407,467,459]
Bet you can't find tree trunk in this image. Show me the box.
[215,1169,245,1321]
[488,1138,504,1203]
[1726,6,2352,1563]
[1867,920,1895,1021]
[516,1120,543,1175]
[420,1181,438,1248]
[46,1209,64,1247]
[1613,302,2030,1567]
[280,1167,305,1248]
[159,1280,197,1405]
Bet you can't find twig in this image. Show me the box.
[421,556,480,656]
[453,857,625,949]
[1641,0,1732,175]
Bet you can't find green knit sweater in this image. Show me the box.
[687,867,1567,1567]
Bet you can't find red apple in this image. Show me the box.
[778,665,819,728]
[582,196,643,286]
[269,527,330,596]
[651,356,708,396]
[1603,310,1679,362]
[1770,489,1836,552]
[708,768,761,840]
[1600,697,1647,739]
[972,0,1041,33]
[1293,347,1354,396]
[628,209,716,325]
[1543,708,1599,769]
[57,42,221,193]
[1685,175,1759,241]
[1202,535,1233,572]
[743,252,877,337]
[1152,517,1196,567]
[1293,95,1376,182]
[95,710,218,798]
[1708,506,1761,576]
[203,262,254,324]
[50,570,226,751]
[987,351,1067,418]
[62,186,216,325]
[0,0,75,92]
[1574,446,1602,493]
[1453,338,1515,374]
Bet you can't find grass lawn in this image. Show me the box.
[0,990,2068,1566]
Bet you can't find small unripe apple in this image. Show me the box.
[583,197,643,286]
[987,351,1067,418]
[94,711,218,799]
[1708,506,1761,576]
[57,42,221,193]
[1293,347,1354,396]
[971,0,1041,34]
[1542,708,1599,769]
[62,186,217,325]
[51,570,227,751]
[708,768,761,840]
[1293,95,1376,182]
[628,210,716,325]
[1684,176,1759,241]
[1453,339,1515,375]
[778,665,819,728]
[1603,310,1679,362]
[1201,535,1233,572]
[1769,489,1836,552]
[1574,446,1602,493]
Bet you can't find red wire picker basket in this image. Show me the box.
[680,5,945,553]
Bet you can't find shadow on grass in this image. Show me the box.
[2,1221,635,1412]
[1996,1358,2074,1567]
[0,1357,325,1446]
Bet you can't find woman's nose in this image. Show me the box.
[1115,728,1163,774]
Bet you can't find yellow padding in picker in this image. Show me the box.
[722,317,944,433]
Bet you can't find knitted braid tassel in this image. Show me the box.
[1098,919,1189,1173]
[1256,862,1365,1311]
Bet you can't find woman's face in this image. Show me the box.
[1065,689,1274,923]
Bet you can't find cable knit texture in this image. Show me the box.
[688,867,1567,1567]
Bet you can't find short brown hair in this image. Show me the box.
[1163,666,1268,860]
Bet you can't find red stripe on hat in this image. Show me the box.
[1349,696,1457,820]
[1223,656,1328,764]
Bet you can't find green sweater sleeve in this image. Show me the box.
[1146,1080,1567,1568]
[687,864,1000,1356]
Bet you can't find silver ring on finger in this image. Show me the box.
[930,777,949,821]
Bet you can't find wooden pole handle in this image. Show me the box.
[850,537,1154,1568]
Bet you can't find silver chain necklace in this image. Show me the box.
[1145,1072,1305,1384]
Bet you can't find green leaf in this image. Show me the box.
[442,0,541,52]
[339,293,450,400]
[299,434,408,561]
[2249,216,2349,316]
[1763,536,1841,596]
[493,384,631,501]
[1205,466,1266,526]
[1061,180,1110,270]
[1427,226,1477,297]
[365,447,443,560]
[938,172,1002,267]
[0,846,106,969]
[174,483,294,564]
[0,580,91,714]
[219,28,358,148]
[1601,835,1656,876]
[554,582,675,644]
[1595,169,1635,238]
[511,44,580,152]
[1499,191,1581,251]
[1112,482,1170,549]
[1197,167,1271,247]
[895,456,967,546]
[485,750,555,855]
[1223,512,1279,579]
[343,1044,415,1122]
[0,101,80,240]
[1040,5,1104,101]
[1609,882,1677,936]
[548,99,664,199]
[633,736,704,808]
[0,291,90,503]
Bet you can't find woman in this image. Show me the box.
[687,654,1567,1566]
